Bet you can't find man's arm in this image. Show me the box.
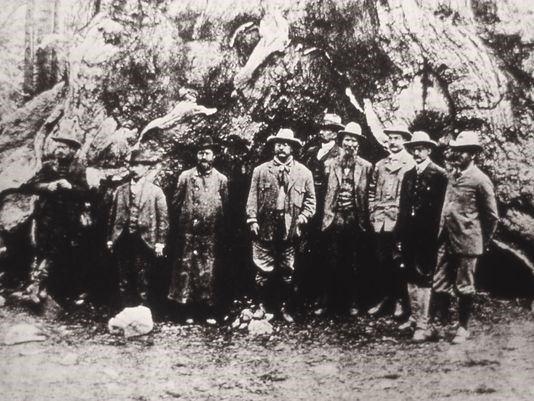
[245,167,260,225]
[298,168,316,223]
[155,187,169,247]
[477,176,499,248]
[368,163,379,215]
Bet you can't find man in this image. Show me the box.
[433,130,498,344]
[368,125,415,316]
[15,135,88,306]
[301,113,343,313]
[396,131,448,341]
[246,128,316,323]
[168,137,229,324]
[107,149,169,307]
[320,122,372,315]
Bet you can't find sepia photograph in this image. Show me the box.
[0,0,533,400]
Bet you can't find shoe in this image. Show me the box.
[349,307,359,317]
[281,307,294,324]
[451,327,470,344]
[393,301,404,318]
[314,307,326,316]
[399,319,415,331]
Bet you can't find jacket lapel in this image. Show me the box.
[352,159,363,188]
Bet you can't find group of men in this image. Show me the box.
[13,111,499,344]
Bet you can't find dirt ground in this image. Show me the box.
[1,296,534,401]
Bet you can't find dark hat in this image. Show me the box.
[320,113,344,130]
[129,149,159,165]
[196,136,220,152]
[337,121,366,142]
[51,135,82,149]
[383,125,412,141]
[266,128,303,148]
[404,131,437,150]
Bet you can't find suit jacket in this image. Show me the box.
[322,153,372,231]
[368,150,415,233]
[108,178,169,250]
[246,159,316,242]
[439,163,499,256]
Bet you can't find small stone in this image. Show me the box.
[265,313,274,321]
[252,309,265,320]
[248,319,273,336]
[240,308,253,322]
[231,318,241,329]
[239,322,248,330]
[108,305,154,338]
[0,295,5,307]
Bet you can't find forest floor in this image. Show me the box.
[1,295,534,401]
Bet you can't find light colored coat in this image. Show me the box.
[322,153,372,231]
[246,159,316,242]
[439,163,498,255]
[368,149,415,233]
[108,179,169,250]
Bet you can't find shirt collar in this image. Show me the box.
[415,158,430,174]
[273,156,294,167]
[195,166,213,176]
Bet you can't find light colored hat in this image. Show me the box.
[383,125,412,141]
[449,130,482,150]
[338,121,366,141]
[51,135,82,149]
[404,130,437,149]
[320,113,344,130]
[266,128,303,148]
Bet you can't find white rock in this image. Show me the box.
[231,318,241,329]
[0,295,5,307]
[3,323,47,345]
[108,305,154,338]
[240,308,253,322]
[238,322,248,330]
[248,319,273,336]
[252,309,265,320]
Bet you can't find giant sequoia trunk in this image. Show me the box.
[1,0,533,292]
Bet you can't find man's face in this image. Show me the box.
[197,148,215,171]
[130,163,150,179]
[318,127,337,143]
[274,141,293,161]
[452,148,474,170]
[341,135,360,155]
[387,133,406,154]
[53,143,76,162]
[410,145,432,164]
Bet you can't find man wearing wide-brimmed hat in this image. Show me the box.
[396,131,448,341]
[300,113,344,309]
[315,121,372,316]
[107,148,169,307]
[14,134,89,306]
[168,137,229,324]
[433,130,498,344]
[246,128,315,323]
[367,125,415,317]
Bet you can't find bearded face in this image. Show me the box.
[197,148,215,172]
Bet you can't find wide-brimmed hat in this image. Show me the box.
[449,130,482,151]
[196,136,220,152]
[383,125,412,141]
[338,121,366,141]
[320,113,344,130]
[51,135,82,149]
[129,149,159,165]
[404,130,437,149]
[266,128,303,148]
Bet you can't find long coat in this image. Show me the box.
[168,167,229,305]
[439,163,499,256]
[368,150,415,233]
[322,153,372,232]
[396,161,448,284]
[108,179,169,251]
[246,159,316,242]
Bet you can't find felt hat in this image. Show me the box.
[404,130,437,149]
[449,130,482,151]
[383,125,412,141]
[320,113,344,130]
[337,121,366,141]
[51,135,82,149]
[196,136,220,152]
[266,128,303,148]
[129,149,159,165]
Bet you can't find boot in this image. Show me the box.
[412,288,434,342]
